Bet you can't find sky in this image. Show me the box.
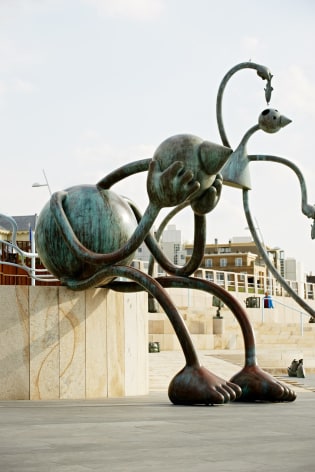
[1,0,315,273]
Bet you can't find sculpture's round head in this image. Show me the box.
[152,134,232,199]
[258,108,292,133]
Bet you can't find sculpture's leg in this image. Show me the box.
[157,276,296,402]
[243,187,315,320]
[64,265,241,405]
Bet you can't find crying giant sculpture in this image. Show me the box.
[34,62,315,405]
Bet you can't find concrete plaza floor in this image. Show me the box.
[1,350,315,472]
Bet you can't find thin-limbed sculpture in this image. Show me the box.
[35,62,315,405]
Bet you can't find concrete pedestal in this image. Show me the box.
[0,286,148,400]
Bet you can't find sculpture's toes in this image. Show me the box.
[230,365,296,402]
[279,381,296,402]
[168,365,242,405]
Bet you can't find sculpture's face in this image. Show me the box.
[152,134,232,200]
[258,108,292,133]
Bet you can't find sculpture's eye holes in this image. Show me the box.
[262,109,270,115]
[273,116,277,119]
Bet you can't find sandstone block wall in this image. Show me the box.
[0,286,148,400]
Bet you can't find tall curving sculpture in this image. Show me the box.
[34,62,315,405]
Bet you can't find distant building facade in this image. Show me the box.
[184,237,286,282]
[134,224,187,274]
[0,214,306,289]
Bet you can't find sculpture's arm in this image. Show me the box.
[243,188,315,319]
[97,158,151,189]
[50,159,200,266]
[146,212,206,277]
[126,199,206,277]
[96,159,151,189]
[248,154,315,221]
[144,175,222,277]
[216,61,273,148]
[50,190,160,265]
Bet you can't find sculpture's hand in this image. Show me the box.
[190,173,223,215]
[147,159,200,208]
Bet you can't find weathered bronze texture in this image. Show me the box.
[35,62,315,405]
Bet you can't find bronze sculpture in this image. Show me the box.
[34,61,315,405]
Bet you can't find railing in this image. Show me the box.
[0,239,59,286]
[0,227,314,300]
[262,297,311,335]
[193,268,315,302]
[0,263,60,286]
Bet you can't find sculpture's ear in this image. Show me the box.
[199,141,232,175]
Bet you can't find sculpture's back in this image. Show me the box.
[35,185,138,284]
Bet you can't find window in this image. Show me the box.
[220,258,227,267]
[216,272,225,285]
[235,257,242,267]
[205,271,214,281]
[205,258,213,267]
[219,247,231,254]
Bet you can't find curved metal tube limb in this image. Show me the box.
[108,274,295,402]
[157,275,257,366]
[0,215,58,282]
[248,154,315,220]
[243,188,315,319]
[216,76,315,321]
[50,190,160,266]
[128,200,189,312]
[128,199,206,277]
[63,264,200,367]
[156,276,296,402]
[0,215,37,258]
[147,201,189,277]
[0,214,18,245]
[216,61,273,148]
[97,158,151,189]
[145,212,206,277]
[0,240,58,282]
[65,264,243,405]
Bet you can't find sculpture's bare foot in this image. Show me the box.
[230,365,296,402]
[168,365,242,405]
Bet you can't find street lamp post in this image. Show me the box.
[31,169,52,286]
[32,169,52,195]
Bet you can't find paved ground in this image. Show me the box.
[149,350,315,393]
[1,350,315,472]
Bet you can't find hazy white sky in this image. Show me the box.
[1,0,315,272]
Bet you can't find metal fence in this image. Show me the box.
[0,238,314,299]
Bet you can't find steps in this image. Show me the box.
[148,307,315,373]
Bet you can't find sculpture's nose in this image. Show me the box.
[199,141,233,175]
[279,114,292,128]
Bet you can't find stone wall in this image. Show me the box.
[149,288,315,352]
[0,286,148,400]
